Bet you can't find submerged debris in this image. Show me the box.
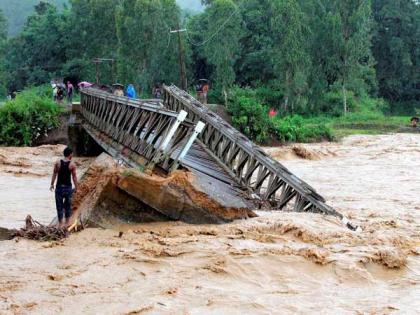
[11,215,68,241]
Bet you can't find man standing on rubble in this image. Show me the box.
[50,147,78,228]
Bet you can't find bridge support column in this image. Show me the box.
[68,113,103,157]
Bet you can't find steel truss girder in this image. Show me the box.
[80,88,199,172]
[161,84,354,226]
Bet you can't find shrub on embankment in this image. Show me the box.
[226,87,333,144]
[225,86,412,144]
[0,87,61,146]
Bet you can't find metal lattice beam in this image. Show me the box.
[80,88,204,172]
[162,85,360,231]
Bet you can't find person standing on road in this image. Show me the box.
[126,84,137,99]
[67,81,74,104]
[52,82,58,101]
[202,82,209,105]
[50,147,78,228]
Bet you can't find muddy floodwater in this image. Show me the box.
[0,134,419,314]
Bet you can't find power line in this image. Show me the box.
[156,0,174,52]
[185,8,239,47]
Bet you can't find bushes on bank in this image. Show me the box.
[0,88,61,146]
[272,115,333,143]
[227,86,333,144]
[227,87,272,143]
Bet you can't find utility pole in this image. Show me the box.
[170,25,188,91]
[93,58,116,85]
[94,59,100,84]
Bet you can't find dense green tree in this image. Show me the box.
[116,0,181,94]
[301,0,375,115]
[372,0,420,112]
[5,2,69,91]
[0,9,7,96]
[66,0,120,83]
[235,0,275,86]
[330,0,375,114]
[190,0,243,103]
[0,0,67,36]
[270,0,311,113]
[1,0,417,118]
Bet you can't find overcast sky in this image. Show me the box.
[176,0,204,12]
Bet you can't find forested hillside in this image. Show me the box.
[0,0,202,36]
[0,0,418,142]
[0,0,66,36]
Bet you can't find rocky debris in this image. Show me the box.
[5,215,68,241]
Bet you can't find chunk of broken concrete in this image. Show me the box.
[70,153,256,227]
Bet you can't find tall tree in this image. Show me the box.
[201,0,243,102]
[372,0,420,112]
[5,2,69,91]
[329,0,375,114]
[271,0,311,113]
[116,0,181,93]
[0,9,7,96]
[236,0,276,86]
[0,0,67,37]
[67,0,120,83]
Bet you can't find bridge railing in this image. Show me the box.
[162,85,359,230]
[80,88,203,172]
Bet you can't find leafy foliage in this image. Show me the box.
[116,0,181,93]
[372,0,420,113]
[227,87,272,143]
[0,0,417,143]
[0,0,67,36]
[0,87,61,146]
[0,9,7,97]
[272,115,333,143]
[227,87,333,143]
[5,3,69,91]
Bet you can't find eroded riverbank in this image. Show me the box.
[0,134,419,314]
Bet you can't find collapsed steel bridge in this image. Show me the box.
[79,86,360,231]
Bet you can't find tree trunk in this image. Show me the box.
[342,83,347,115]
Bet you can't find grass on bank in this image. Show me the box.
[302,113,411,140]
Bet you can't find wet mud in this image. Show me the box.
[0,134,419,314]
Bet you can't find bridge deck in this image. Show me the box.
[181,143,250,209]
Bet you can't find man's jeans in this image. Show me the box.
[55,186,73,221]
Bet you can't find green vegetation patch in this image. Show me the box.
[226,87,333,144]
[0,87,61,146]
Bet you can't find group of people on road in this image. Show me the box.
[113,83,164,100]
[51,80,74,104]
[112,83,137,98]
[51,79,211,106]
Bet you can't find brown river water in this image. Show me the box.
[0,134,419,314]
